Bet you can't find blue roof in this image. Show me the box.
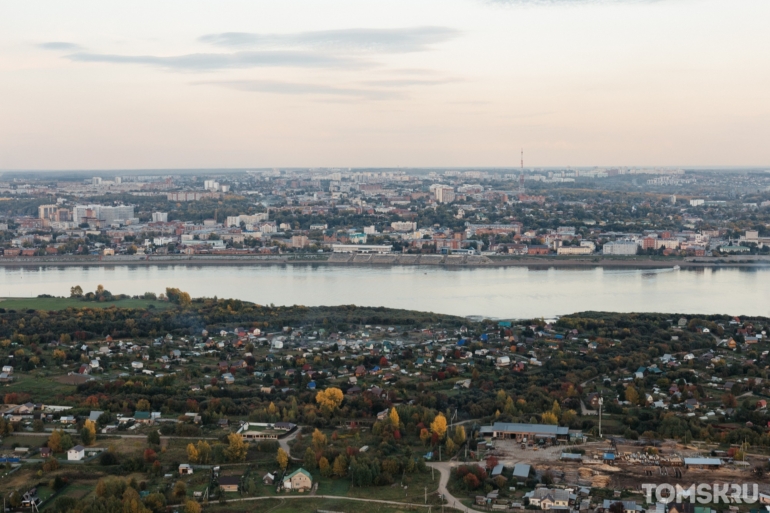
[603,453,615,460]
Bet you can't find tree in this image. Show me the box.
[312,428,328,449]
[304,447,317,470]
[625,386,640,405]
[187,443,199,463]
[541,411,558,425]
[315,387,344,412]
[84,419,97,438]
[53,349,66,360]
[81,426,95,446]
[144,448,157,463]
[453,425,466,446]
[136,399,151,411]
[173,481,187,500]
[224,433,248,462]
[333,454,348,477]
[197,441,211,464]
[551,400,561,417]
[389,407,400,427]
[147,430,161,446]
[319,457,331,477]
[431,413,448,439]
[70,285,83,298]
[166,287,192,306]
[276,447,289,470]
[184,500,201,513]
[420,428,431,445]
[48,430,63,452]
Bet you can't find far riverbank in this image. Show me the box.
[0,254,767,269]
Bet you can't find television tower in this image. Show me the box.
[521,148,523,170]
[519,148,525,192]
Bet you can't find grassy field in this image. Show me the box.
[1,374,76,402]
[0,297,171,311]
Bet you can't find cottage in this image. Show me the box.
[283,468,313,492]
[68,445,85,461]
[527,488,569,510]
[179,464,194,475]
[219,476,240,492]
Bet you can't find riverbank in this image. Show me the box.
[0,254,767,269]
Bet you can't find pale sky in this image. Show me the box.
[0,0,768,170]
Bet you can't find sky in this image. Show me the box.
[0,0,768,170]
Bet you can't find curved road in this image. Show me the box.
[427,462,488,513]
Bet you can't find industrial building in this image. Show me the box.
[479,422,576,443]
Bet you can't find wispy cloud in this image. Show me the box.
[363,78,460,87]
[199,27,460,53]
[66,50,364,71]
[194,79,402,100]
[38,41,83,51]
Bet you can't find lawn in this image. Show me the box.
[0,297,171,311]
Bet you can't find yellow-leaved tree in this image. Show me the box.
[276,447,289,470]
[430,413,448,439]
[389,407,400,427]
[315,388,344,412]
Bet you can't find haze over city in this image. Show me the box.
[2,0,769,170]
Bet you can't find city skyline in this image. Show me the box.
[1,0,768,169]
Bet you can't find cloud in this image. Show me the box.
[66,50,364,71]
[199,26,460,53]
[38,41,83,51]
[363,78,460,87]
[195,79,402,100]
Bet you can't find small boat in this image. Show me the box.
[673,265,680,270]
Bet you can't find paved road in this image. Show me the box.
[278,428,301,459]
[427,462,488,513]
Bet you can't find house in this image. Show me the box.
[283,468,313,492]
[179,464,194,475]
[1,365,12,374]
[377,409,389,421]
[263,472,275,485]
[496,356,510,367]
[134,411,154,424]
[68,445,85,461]
[219,476,240,492]
[527,488,569,509]
[39,447,52,458]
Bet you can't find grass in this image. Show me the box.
[206,497,433,513]
[0,297,171,311]
[1,375,75,402]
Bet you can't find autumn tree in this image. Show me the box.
[277,447,289,470]
[184,501,201,513]
[625,385,640,405]
[541,411,558,425]
[136,399,151,411]
[431,413,448,439]
[389,407,400,427]
[197,441,211,464]
[186,443,199,463]
[312,428,328,449]
[315,387,344,413]
[224,433,247,462]
[332,454,348,477]
[453,425,466,446]
[319,457,331,477]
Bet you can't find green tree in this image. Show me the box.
[304,447,317,470]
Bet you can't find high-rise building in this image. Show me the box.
[435,186,455,204]
[38,204,58,220]
[152,212,169,223]
[73,205,135,225]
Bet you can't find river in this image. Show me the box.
[1,264,768,319]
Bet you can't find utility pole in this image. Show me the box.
[598,396,603,438]
[425,486,427,504]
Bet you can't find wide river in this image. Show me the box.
[1,264,768,319]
